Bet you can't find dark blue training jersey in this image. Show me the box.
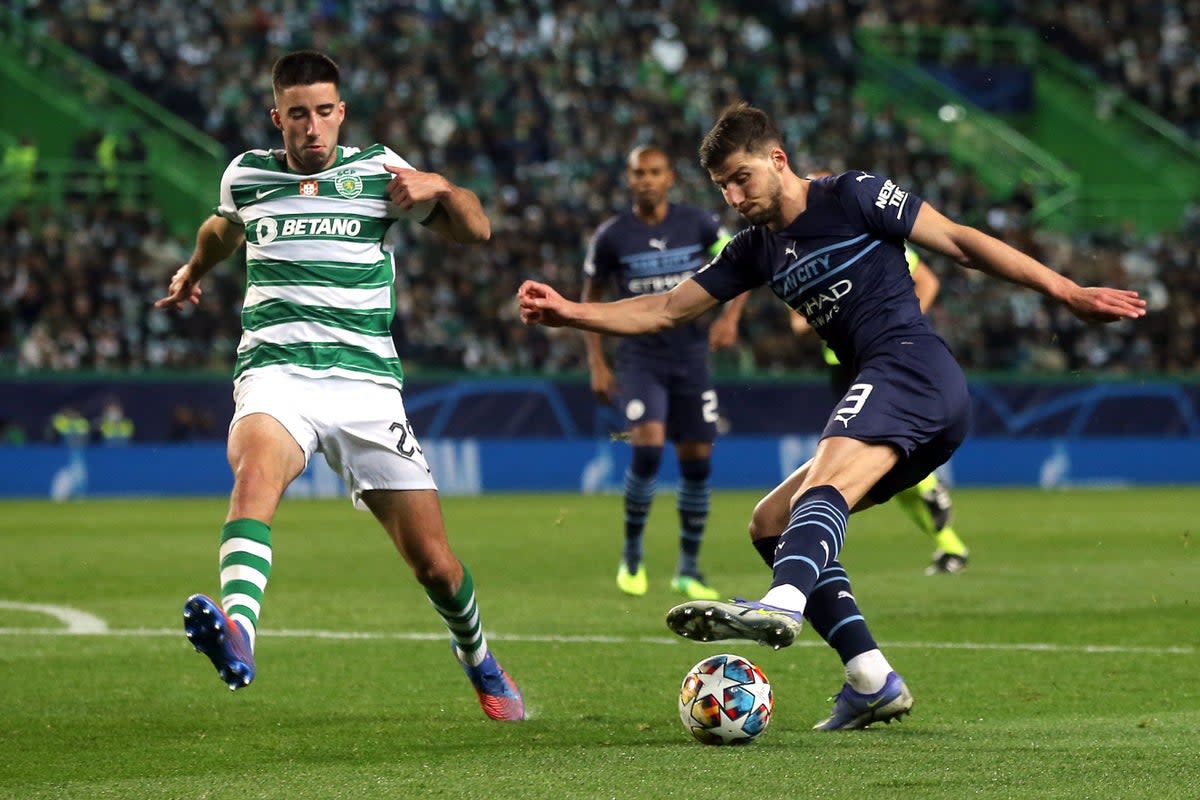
[584,203,726,362]
[693,171,940,370]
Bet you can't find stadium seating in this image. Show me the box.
[1,2,1196,377]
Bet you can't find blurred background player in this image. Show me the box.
[47,405,90,502]
[581,144,743,600]
[789,170,970,575]
[95,397,135,446]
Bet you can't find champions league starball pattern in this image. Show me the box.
[678,653,773,745]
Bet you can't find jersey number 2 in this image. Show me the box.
[390,421,423,458]
[701,390,719,424]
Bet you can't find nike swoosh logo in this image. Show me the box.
[866,695,888,708]
[255,187,285,199]
[855,173,875,182]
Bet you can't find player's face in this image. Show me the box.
[708,148,784,228]
[271,82,345,174]
[626,150,674,212]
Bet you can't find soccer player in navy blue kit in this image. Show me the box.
[787,172,971,576]
[519,102,1144,730]
[582,145,740,601]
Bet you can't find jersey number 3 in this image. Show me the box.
[833,383,873,427]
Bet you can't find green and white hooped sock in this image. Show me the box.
[219,518,272,650]
[428,564,489,667]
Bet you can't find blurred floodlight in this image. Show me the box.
[938,104,964,123]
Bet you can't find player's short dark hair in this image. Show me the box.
[628,144,672,166]
[699,102,783,171]
[271,50,340,93]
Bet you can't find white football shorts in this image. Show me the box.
[231,370,437,508]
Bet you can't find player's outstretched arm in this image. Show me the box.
[384,164,490,244]
[709,290,748,350]
[154,214,244,310]
[518,277,720,335]
[580,278,618,404]
[908,204,1146,323]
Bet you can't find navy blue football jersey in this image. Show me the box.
[693,172,942,370]
[584,203,726,362]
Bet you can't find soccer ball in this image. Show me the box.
[678,653,773,745]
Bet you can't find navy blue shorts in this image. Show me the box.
[820,336,971,504]
[617,354,718,443]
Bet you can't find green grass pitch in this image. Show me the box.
[1,488,1197,799]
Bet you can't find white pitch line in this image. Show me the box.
[0,625,1191,655]
[0,601,108,633]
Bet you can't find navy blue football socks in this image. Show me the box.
[769,485,849,595]
[676,457,711,577]
[622,445,661,573]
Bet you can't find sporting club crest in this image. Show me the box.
[333,170,363,199]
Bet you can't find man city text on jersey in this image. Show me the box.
[584,203,726,363]
[693,171,945,371]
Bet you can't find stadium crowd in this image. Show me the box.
[856,0,1200,139]
[1029,1,1200,139]
[2,0,1196,378]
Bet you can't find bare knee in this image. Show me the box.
[232,461,289,494]
[228,462,290,520]
[227,414,305,500]
[748,497,787,542]
[410,552,461,596]
[361,489,462,595]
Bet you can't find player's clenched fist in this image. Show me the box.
[517,280,570,326]
[384,163,448,210]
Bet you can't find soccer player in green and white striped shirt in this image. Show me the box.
[156,50,523,721]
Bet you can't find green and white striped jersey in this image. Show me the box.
[216,144,436,390]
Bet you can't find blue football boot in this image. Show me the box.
[813,671,913,730]
[183,594,255,691]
